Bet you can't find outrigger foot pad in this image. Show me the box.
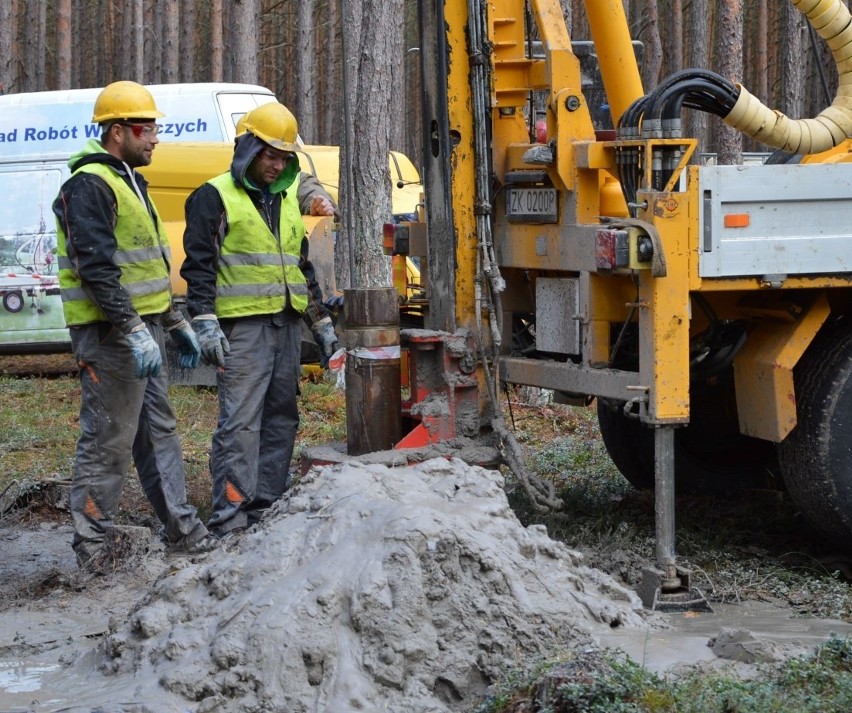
[637,565,713,613]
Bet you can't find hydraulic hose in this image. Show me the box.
[724,0,852,154]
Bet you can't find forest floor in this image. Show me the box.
[2,354,852,711]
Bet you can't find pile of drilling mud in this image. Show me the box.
[60,458,651,712]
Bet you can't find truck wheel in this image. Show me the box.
[778,318,852,548]
[596,399,655,490]
[3,291,24,313]
[597,367,777,494]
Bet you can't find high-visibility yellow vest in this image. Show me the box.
[208,172,308,318]
[57,163,171,326]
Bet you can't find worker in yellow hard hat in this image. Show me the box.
[181,101,338,538]
[235,104,338,218]
[52,81,217,572]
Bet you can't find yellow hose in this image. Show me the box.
[724,0,852,154]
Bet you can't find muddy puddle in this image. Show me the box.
[597,599,852,673]
[3,599,852,711]
[2,461,852,711]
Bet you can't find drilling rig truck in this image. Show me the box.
[401,0,852,607]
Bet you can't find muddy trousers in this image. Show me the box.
[69,320,207,564]
[208,314,301,535]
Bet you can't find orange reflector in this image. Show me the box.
[724,213,750,228]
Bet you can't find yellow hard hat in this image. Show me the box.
[240,102,299,151]
[92,81,165,123]
[235,113,248,137]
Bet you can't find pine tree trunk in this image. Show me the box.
[685,0,711,156]
[133,0,144,82]
[296,0,317,142]
[668,0,683,74]
[641,0,663,89]
[756,0,768,102]
[210,0,224,82]
[55,0,72,88]
[0,0,14,93]
[231,0,259,84]
[337,0,402,288]
[714,0,743,164]
[162,0,180,83]
[780,2,805,121]
[324,0,341,145]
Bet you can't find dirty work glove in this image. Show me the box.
[125,325,162,379]
[166,319,202,369]
[191,315,230,368]
[324,294,344,312]
[311,316,339,368]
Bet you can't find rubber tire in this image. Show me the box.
[3,291,24,313]
[778,319,852,548]
[597,368,777,495]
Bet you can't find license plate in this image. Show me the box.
[506,187,558,223]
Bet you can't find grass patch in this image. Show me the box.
[0,369,346,525]
[475,636,852,712]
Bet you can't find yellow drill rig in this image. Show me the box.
[401,0,852,608]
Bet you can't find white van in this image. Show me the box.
[0,83,276,353]
[0,83,276,159]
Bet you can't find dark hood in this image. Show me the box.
[231,133,300,195]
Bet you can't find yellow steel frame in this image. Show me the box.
[732,292,830,442]
[441,0,845,438]
[443,0,478,334]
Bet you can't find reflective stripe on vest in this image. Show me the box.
[57,162,171,325]
[208,172,308,318]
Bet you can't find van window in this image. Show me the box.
[0,167,61,259]
[0,165,64,340]
[217,92,277,142]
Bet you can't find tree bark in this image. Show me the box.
[780,1,805,121]
[756,0,768,102]
[668,0,683,74]
[55,0,72,88]
[162,0,180,83]
[0,0,16,93]
[641,0,663,90]
[210,0,224,82]
[180,0,196,82]
[685,0,711,156]
[560,0,571,34]
[323,0,341,145]
[714,0,743,164]
[337,0,401,288]
[231,0,259,84]
[133,0,144,82]
[296,0,317,141]
[34,0,47,89]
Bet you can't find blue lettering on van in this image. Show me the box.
[84,123,100,138]
[160,119,207,138]
[0,128,18,142]
[23,125,81,141]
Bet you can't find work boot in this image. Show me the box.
[76,544,118,577]
[165,529,219,556]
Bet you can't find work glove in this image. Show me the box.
[324,294,344,312]
[166,319,202,369]
[191,315,230,368]
[311,316,339,368]
[125,326,163,379]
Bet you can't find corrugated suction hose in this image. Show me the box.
[724,0,852,154]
